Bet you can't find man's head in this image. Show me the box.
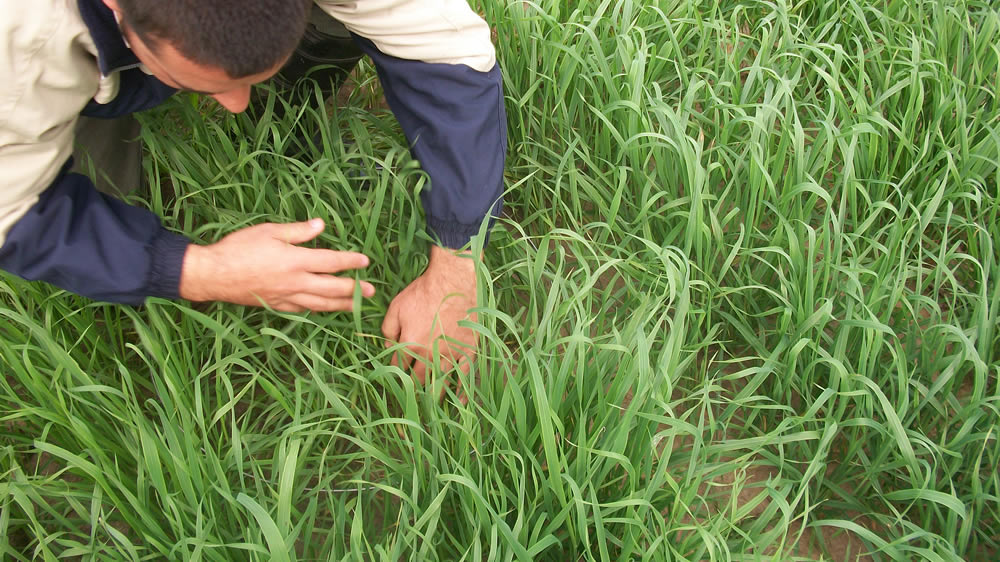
[103,0,311,112]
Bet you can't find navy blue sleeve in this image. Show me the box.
[0,166,190,305]
[352,35,507,249]
[81,69,177,119]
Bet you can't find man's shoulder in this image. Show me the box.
[314,0,496,71]
[1,0,98,134]
[0,0,95,51]
[0,0,99,88]
[0,0,99,241]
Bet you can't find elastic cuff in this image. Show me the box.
[145,229,191,300]
[426,218,480,249]
[426,201,503,249]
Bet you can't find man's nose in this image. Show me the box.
[211,86,251,113]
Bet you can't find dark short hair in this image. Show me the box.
[117,0,310,78]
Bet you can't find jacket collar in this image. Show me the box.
[77,0,141,76]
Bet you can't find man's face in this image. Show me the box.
[104,0,284,113]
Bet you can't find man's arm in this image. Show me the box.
[315,0,507,246]
[0,0,184,303]
[316,0,508,379]
[349,35,507,248]
[0,163,378,309]
[0,167,189,303]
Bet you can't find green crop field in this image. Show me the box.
[2,0,998,560]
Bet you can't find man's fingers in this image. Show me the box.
[412,355,428,384]
[288,293,356,312]
[294,247,371,275]
[451,352,473,377]
[452,353,472,404]
[271,218,326,245]
[265,220,372,275]
[299,274,375,299]
[382,303,402,342]
[388,346,415,377]
[385,301,404,371]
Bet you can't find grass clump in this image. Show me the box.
[2,0,999,560]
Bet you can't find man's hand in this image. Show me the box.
[382,245,478,383]
[179,218,375,312]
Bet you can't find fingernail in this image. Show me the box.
[309,218,323,229]
[360,255,370,267]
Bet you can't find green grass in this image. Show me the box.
[2,0,998,559]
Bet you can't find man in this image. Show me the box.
[0,0,507,380]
